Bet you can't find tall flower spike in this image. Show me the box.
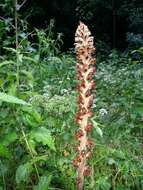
[74,22,96,190]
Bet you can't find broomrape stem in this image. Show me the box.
[73,22,96,190]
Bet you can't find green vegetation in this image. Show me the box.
[0,0,143,189]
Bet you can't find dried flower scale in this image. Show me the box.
[73,22,96,190]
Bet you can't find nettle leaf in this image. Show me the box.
[16,163,33,185]
[0,92,29,105]
[0,160,8,176]
[0,60,15,68]
[2,132,17,146]
[21,106,42,123]
[31,155,48,164]
[134,106,143,116]
[96,176,111,190]
[23,56,39,63]
[23,114,38,128]
[4,47,17,53]
[34,175,52,190]
[30,127,56,151]
[0,144,11,158]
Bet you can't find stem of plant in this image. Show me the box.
[15,0,18,49]
[73,22,96,190]
[0,160,6,190]
[20,126,40,180]
[14,0,20,90]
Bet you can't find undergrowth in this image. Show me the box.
[0,18,143,190]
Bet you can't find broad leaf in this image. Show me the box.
[30,127,56,151]
[92,120,103,138]
[16,163,33,185]
[0,145,11,158]
[34,175,52,190]
[0,92,29,105]
[0,60,15,68]
[2,132,17,146]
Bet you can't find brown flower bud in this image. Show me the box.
[73,159,79,168]
[83,167,91,176]
[85,89,91,97]
[86,139,94,148]
[80,150,86,157]
[75,129,84,139]
[84,123,93,132]
[86,151,92,159]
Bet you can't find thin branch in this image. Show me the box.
[15,0,18,49]
[0,16,15,29]
[20,126,40,180]
[18,30,35,48]
[16,0,28,11]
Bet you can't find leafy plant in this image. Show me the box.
[0,3,143,189]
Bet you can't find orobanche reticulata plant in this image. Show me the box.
[73,22,96,190]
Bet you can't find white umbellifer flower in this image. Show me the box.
[99,108,108,116]
[93,104,97,108]
[61,89,68,94]
[43,93,50,99]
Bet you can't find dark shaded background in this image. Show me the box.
[1,0,143,51]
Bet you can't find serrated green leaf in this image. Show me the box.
[30,127,56,151]
[23,56,38,63]
[0,145,11,158]
[21,106,42,123]
[4,47,17,53]
[31,155,48,164]
[0,60,15,68]
[0,92,29,105]
[16,163,33,185]
[24,114,38,128]
[34,175,52,190]
[2,132,17,146]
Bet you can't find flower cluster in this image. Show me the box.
[73,22,96,190]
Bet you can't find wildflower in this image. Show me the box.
[99,108,108,116]
[73,21,96,190]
